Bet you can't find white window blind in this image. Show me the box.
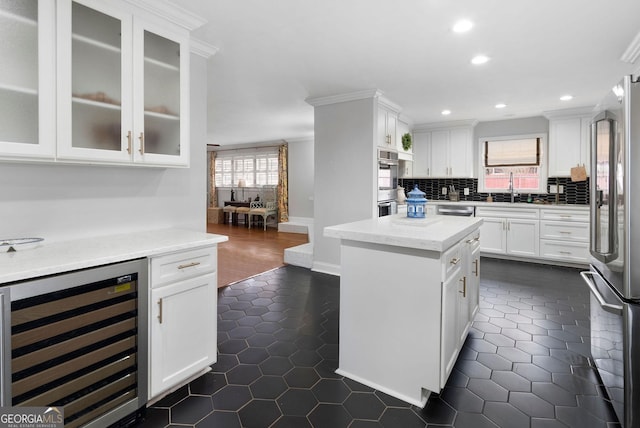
[484,138,540,167]
[214,148,279,187]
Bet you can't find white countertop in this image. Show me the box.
[324,214,483,252]
[419,201,589,210]
[0,229,228,284]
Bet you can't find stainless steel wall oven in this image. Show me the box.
[378,149,398,216]
[1,259,148,428]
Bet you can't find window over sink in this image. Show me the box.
[478,133,548,194]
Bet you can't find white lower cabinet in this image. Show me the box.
[476,207,539,257]
[539,208,589,263]
[149,246,218,399]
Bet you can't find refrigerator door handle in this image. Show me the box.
[580,271,623,315]
[589,116,619,262]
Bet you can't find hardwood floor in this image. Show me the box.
[206,222,308,287]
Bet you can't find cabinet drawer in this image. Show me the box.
[151,246,217,288]
[540,208,589,222]
[475,207,539,220]
[442,243,462,280]
[540,221,589,242]
[539,240,589,263]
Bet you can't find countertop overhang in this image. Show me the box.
[0,229,228,284]
[324,214,483,252]
[407,201,589,209]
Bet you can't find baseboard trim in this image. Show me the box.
[311,261,340,276]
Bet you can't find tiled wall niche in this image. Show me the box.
[399,177,589,205]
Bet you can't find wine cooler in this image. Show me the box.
[3,259,148,427]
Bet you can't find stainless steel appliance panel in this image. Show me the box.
[590,75,640,300]
[585,74,640,428]
[8,259,148,427]
[378,149,398,203]
[436,205,475,217]
[0,288,9,407]
[378,200,397,217]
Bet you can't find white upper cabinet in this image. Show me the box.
[410,123,475,178]
[377,105,398,149]
[396,118,412,160]
[546,109,592,177]
[0,1,55,160]
[412,131,431,177]
[57,0,190,166]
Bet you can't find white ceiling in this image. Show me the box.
[183,0,640,146]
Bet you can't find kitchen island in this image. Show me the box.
[325,214,483,407]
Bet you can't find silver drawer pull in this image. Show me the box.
[178,261,201,270]
[559,231,572,234]
[559,251,572,255]
[450,257,460,265]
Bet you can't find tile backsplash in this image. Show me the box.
[399,177,589,205]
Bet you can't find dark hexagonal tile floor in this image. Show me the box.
[138,259,620,427]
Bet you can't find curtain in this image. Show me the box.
[278,144,289,222]
[208,151,218,207]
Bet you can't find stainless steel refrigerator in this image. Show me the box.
[581,74,640,428]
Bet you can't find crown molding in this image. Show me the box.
[191,38,219,58]
[124,0,207,31]
[413,119,478,131]
[305,89,381,107]
[622,30,640,64]
[542,106,595,119]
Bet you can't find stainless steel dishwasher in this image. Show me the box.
[435,204,475,217]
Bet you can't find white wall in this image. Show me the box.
[474,116,549,140]
[313,97,376,274]
[287,137,314,219]
[0,53,208,243]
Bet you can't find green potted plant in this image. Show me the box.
[401,133,412,151]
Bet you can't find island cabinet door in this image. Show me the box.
[149,273,217,398]
[441,267,463,387]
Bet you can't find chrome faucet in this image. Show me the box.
[508,172,518,203]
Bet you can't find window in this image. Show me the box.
[478,134,547,193]
[214,149,279,188]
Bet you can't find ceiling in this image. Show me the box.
[183,0,640,147]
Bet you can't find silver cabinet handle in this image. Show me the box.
[158,298,163,324]
[459,276,467,297]
[126,130,132,154]
[178,261,201,270]
[138,132,145,155]
[473,259,479,276]
[450,257,460,265]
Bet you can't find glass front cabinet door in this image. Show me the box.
[56,0,189,166]
[0,1,55,159]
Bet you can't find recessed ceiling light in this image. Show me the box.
[471,55,490,65]
[441,110,451,116]
[495,103,507,109]
[453,19,473,33]
[560,95,573,101]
